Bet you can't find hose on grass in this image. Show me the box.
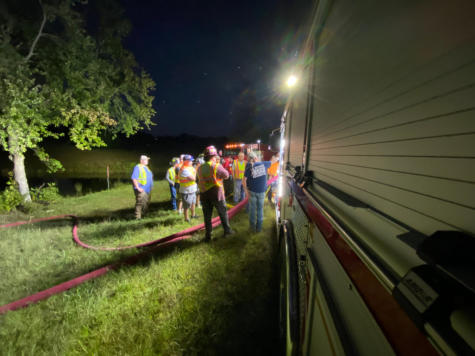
[0,176,278,313]
[0,198,248,314]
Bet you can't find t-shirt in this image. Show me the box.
[178,167,197,194]
[244,161,271,193]
[131,164,153,194]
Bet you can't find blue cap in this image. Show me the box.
[183,154,194,161]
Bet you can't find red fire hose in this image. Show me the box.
[0,176,278,314]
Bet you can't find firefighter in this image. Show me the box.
[178,154,198,222]
[232,151,247,204]
[166,157,180,210]
[131,155,153,219]
[197,146,234,241]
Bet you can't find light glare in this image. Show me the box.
[286,75,297,87]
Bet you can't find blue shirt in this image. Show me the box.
[244,161,271,193]
[131,164,153,194]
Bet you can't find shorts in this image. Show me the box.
[180,192,196,209]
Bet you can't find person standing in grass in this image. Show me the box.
[131,155,153,219]
[266,154,279,204]
[166,157,180,211]
[177,154,185,214]
[243,151,271,232]
[193,155,205,208]
[197,145,234,242]
[178,154,198,222]
[232,151,247,204]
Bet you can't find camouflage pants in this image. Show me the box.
[134,190,150,219]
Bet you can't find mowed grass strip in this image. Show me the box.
[0,181,279,355]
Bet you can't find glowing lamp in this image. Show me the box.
[286,75,297,87]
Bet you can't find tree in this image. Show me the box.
[0,0,155,200]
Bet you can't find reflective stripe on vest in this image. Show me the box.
[167,167,176,182]
[233,160,246,179]
[178,166,196,188]
[198,162,223,192]
[137,164,147,186]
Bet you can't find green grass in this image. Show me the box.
[0,180,279,355]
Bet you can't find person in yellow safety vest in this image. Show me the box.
[232,151,247,204]
[178,154,198,222]
[131,155,153,219]
[197,145,235,242]
[166,157,180,211]
[176,154,185,213]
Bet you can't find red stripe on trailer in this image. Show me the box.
[289,180,437,356]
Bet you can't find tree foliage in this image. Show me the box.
[0,0,155,198]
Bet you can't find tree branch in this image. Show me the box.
[25,0,47,62]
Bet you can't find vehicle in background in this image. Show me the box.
[276,0,475,355]
[223,142,276,161]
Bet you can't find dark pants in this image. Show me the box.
[169,184,177,210]
[201,198,232,238]
[134,190,150,219]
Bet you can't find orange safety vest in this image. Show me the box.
[232,159,246,180]
[198,161,223,192]
[178,166,196,188]
[268,161,279,177]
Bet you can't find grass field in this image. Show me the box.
[0,180,279,355]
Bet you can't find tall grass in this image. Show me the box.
[0,181,279,355]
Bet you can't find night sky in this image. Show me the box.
[120,0,312,139]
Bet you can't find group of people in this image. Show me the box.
[131,146,279,241]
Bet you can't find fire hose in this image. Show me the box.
[0,175,278,313]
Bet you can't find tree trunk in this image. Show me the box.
[12,153,31,202]
[8,133,31,202]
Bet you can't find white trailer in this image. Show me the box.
[277,1,475,355]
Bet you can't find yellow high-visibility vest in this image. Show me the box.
[178,166,196,188]
[233,159,246,179]
[198,161,223,192]
[167,166,176,182]
[137,164,147,185]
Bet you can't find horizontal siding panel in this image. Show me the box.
[315,61,475,141]
[310,168,473,235]
[309,161,475,208]
[312,0,475,135]
[307,155,475,183]
[309,134,475,157]
[340,46,475,125]
[312,104,475,150]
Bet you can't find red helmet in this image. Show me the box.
[204,145,218,157]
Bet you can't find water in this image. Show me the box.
[0,177,130,196]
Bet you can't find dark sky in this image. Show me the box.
[120,0,312,138]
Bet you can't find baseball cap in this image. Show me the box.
[183,154,194,161]
[140,155,150,160]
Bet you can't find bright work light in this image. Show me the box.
[286,75,297,87]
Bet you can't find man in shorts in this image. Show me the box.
[178,154,197,222]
